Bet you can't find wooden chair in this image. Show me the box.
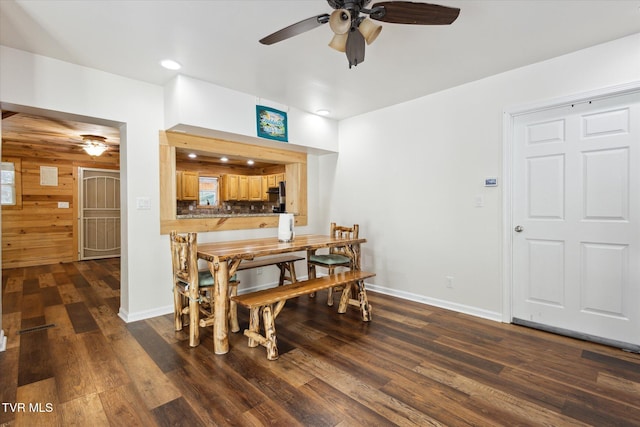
[170,231,239,347]
[307,223,359,306]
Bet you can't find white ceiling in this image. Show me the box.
[1,0,639,120]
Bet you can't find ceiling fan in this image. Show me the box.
[259,1,460,68]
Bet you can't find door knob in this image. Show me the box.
[514,225,524,232]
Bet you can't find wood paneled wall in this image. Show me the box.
[2,142,119,268]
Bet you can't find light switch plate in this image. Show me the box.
[136,197,151,210]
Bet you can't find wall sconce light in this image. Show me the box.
[81,135,108,156]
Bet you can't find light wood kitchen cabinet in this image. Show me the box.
[266,174,277,188]
[221,173,285,201]
[176,171,199,201]
[238,175,249,200]
[221,174,239,201]
[249,176,263,201]
[222,174,247,201]
[261,176,269,201]
[266,173,285,188]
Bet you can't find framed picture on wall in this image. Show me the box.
[256,105,288,142]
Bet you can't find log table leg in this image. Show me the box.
[211,258,229,354]
[229,282,240,333]
[188,295,200,347]
[188,245,200,347]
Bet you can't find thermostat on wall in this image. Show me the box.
[484,177,498,187]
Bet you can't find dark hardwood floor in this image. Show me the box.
[2,259,640,426]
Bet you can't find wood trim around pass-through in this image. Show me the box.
[159,131,308,234]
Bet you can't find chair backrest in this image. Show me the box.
[329,222,359,259]
[170,231,199,288]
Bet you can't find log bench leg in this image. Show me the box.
[277,261,298,286]
[357,280,372,322]
[287,262,297,284]
[241,300,287,360]
[338,283,351,314]
[263,305,279,361]
[338,280,372,322]
[247,308,260,348]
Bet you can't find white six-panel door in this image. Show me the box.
[512,90,640,349]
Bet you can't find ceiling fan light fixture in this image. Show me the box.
[328,33,348,52]
[358,18,382,45]
[329,9,351,35]
[81,135,108,157]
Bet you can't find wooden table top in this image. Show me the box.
[197,234,366,262]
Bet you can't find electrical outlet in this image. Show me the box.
[445,276,454,288]
[256,267,263,275]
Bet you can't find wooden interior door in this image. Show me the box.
[79,168,121,260]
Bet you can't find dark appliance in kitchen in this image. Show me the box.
[267,181,286,213]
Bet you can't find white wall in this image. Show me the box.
[329,33,640,320]
[2,32,638,324]
[164,75,339,153]
[0,46,166,320]
[0,46,331,321]
[160,74,339,294]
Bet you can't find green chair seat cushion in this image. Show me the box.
[198,270,215,287]
[309,253,351,265]
[178,271,237,288]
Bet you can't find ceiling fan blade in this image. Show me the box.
[370,1,460,25]
[260,14,331,45]
[345,29,365,68]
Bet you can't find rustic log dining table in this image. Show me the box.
[197,234,367,354]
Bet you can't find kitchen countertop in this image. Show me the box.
[177,212,290,219]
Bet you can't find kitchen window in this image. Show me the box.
[199,176,218,206]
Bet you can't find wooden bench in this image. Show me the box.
[231,270,376,360]
[236,254,304,286]
[195,255,304,334]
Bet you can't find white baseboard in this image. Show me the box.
[365,283,503,322]
[116,277,502,324]
[0,329,7,352]
[118,305,173,323]
[240,277,502,322]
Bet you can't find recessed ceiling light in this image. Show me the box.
[161,59,181,70]
[247,160,255,165]
[220,157,228,162]
[316,109,330,116]
[188,153,197,158]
